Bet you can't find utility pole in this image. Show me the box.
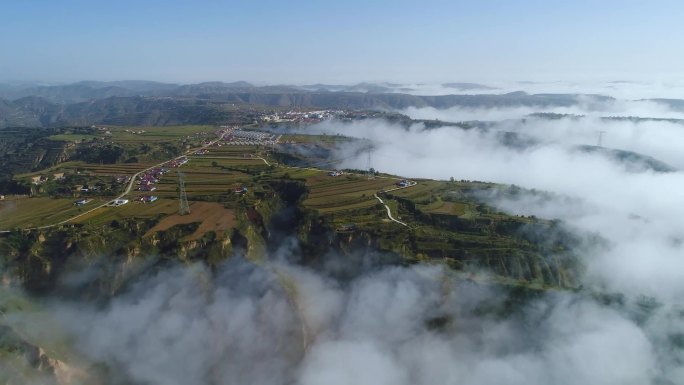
[178,171,190,215]
[366,147,375,180]
[597,130,606,147]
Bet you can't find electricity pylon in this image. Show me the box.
[597,130,606,147]
[366,147,375,180]
[178,171,190,215]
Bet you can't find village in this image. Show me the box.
[259,110,343,124]
[126,156,190,206]
[217,127,282,146]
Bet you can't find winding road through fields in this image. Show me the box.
[373,180,417,227]
[374,194,408,227]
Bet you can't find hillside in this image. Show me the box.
[0,125,585,294]
[574,145,676,172]
[0,90,620,128]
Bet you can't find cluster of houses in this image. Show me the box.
[74,198,91,206]
[124,129,146,134]
[112,195,158,206]
[137,169,163,192]
[132,156,189,203]
[217,126,237,136]
[73,175,129,195]
[328,170,344,177]
[260,110,342,124]
[135,195,158,203]
[189,130,212,138]
[137,157,189,192]
[395,179,412,188]
[223,130,281,146]
[165,157,189,168]
[93,126,112,136]
[31,173,65,185]
[27,170,136,199]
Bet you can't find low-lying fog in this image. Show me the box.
[388,79,684,100]
[316,99,684,301]
[8,256,675,385]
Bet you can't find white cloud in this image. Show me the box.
[39,261,671,385]
[305,101,684,302]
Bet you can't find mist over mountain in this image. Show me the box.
[573,145,676,173]
[0,80,639,128]
[441,82,497,91]
[6,79,684,135]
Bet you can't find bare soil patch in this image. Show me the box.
[145,202,236,240]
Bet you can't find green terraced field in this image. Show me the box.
[73,199,178,225]
[302,174,396,213]
[47,133,100,142]
[419,199,469,216]
[108,125,216,143]
[0,197,103,230]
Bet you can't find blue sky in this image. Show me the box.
[1,0,682,84]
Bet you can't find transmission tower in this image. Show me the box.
[178,171,190,215]
[366,147,375,180]
[597,130,606,147]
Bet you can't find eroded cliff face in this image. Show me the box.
[0,335,94,385]
[0,223,231,298]
[0,182,332,299]
[1,177,584,300]
[0,218,244,384]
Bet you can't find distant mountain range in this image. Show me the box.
[1,80,684,128]
[0,80,249,103]
[0,80,597,104]
[0,80,497,101]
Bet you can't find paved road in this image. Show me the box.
[372,181,417,227]
[374,194,409,227]
[381,180,418,193]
